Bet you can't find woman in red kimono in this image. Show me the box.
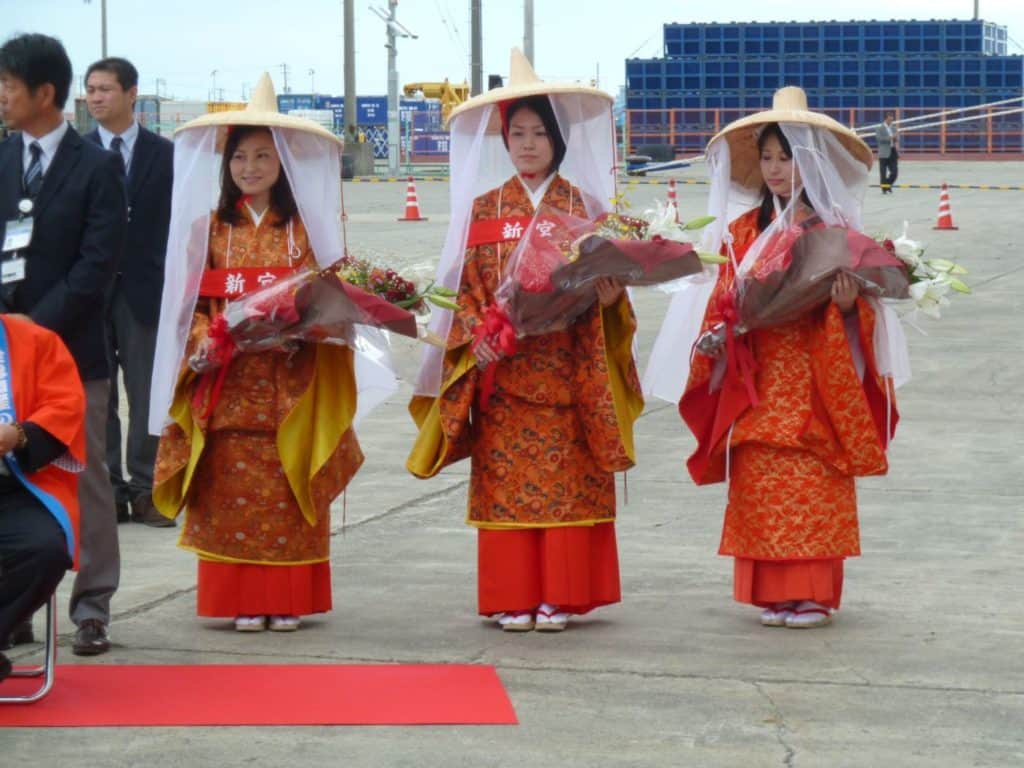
[408,50,643,632]
[151,75,394,633]
[648,87,906,629]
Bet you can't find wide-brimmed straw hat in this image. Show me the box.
[448,47,611,132]
[176,72,343,147]
[707,86,872,189]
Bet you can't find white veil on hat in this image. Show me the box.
[149,74,398,435]
[643,88,910,405]
[413,48,617,397]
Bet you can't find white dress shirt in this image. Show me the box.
[21,120,70,176]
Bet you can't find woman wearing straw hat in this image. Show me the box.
[150,74,398,632]
[645,86,909,629]
[407,50,643,632]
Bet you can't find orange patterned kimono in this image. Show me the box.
[154,211,363,617]
[408,175,644,615]
[680,207,897,609]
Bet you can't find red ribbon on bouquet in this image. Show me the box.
[716,290,759,409]
[472,304,517,412]
[192,315,238,421]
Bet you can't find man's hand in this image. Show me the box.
[0,423,21,454]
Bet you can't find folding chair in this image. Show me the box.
[0,593,57,703]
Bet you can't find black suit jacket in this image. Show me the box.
[0,126,126,381]
[84,125,173,326]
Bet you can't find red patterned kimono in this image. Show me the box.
[408,175,644,615]
[154,211,363,618]
[680,207,897,609]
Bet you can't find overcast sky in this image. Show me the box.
[4,0,1023,102]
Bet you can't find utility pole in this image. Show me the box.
[470,0,482,95]
[344,0,357,142]
[83,0,108,57]
[370,1,417,175]
[280,63,291,94]
[309,68,316,96]
[155,78,166,99]
[523,0,534,65]
[210,69,217,102]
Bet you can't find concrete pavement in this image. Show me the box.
[3,161,1022,767]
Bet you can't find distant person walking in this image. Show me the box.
[876,112,899,194]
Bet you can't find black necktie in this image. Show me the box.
[110,136,127,176]
[23,141,43,198]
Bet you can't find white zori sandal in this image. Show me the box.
[535,603,569,632]
[498,610,535,632]
[269,615,301,632]
[760,602,796,627]
[234,616,267,632]
[784,601,834,629]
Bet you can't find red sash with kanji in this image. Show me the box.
[466,216,533,248]
[199,267,296,299]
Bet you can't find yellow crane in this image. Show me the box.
[402,79,470,123]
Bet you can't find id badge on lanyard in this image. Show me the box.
[1,198,33,284]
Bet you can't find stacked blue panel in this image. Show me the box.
[629,19,1022,152]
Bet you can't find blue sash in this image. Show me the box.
[0,322,76,557]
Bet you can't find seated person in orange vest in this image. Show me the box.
[0,315,85,682]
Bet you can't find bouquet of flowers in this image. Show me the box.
[493,203,719,337]
[878,221,970,323]
[695,216,912,356]
[190,258,456,374]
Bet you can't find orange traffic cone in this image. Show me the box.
[666,178,680,223]
[933,182,958,230]
[398,176,428,222]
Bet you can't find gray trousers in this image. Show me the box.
[106,290,159,502]
[70,379,120,626]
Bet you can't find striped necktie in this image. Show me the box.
[23,141,43,198]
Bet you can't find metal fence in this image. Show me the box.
[626,98,1024,158]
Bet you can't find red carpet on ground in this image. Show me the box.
[0,664,517,727]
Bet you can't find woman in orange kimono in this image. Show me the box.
[152,77,373,633]
[409,52,643,632]
[651,87,904,629]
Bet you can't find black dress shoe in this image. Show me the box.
[72,619,111,656]
[0,652,12,683]
[116,500,131,523]
[132,493,176,528]
[0,619,34,650]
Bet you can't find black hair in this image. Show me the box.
[86,57,139,93]
[0,33,73,109]
[756,122,813,232]
[502,95,567,174]
[216,126,297,228]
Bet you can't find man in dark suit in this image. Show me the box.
[0,33,125,656]
[84,57,173,529]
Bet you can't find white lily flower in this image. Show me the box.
[909,278,951,319]
[642,200,690,243]
[891,220,925,268]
